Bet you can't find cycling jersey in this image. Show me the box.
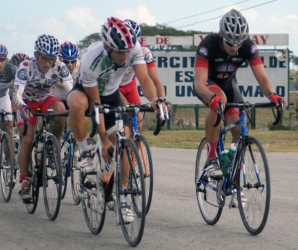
[195,33,262,84]
[13,58,73,108]
[0,62,17,97]
[78,41,145,96]
[54,60,80,100]
[120,43,155,87]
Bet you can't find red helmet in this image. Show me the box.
[101,17,137,51]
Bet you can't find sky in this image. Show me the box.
[1,0,298,58]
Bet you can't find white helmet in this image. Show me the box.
[219,9,249,46]
[34,34,60,57]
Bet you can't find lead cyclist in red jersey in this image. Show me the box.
[193,9,285,181]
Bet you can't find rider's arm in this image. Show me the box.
[83,85,109,144]
[12,81,26,109]
[193,64,216,105]
[133,63,158,102]
[250,63,276,98]
[147,66,165,99]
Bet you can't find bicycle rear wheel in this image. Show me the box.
[0,133,14,202]
[82,149,106,234]
[26,144,40,214]
[117,139,146,247]
[195,138,223,225]
[135,134,153,215]
[237,136,270,235]
[43,135,62,221]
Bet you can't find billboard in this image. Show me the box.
[138,50,288,105]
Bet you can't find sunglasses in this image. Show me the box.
[63,59,77,65]
[224,39,243,48]
[38,54,56,64]
[0,57,7,62]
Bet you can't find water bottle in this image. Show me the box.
[220,143,237,177]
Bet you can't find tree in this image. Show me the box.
[77,33,101,51]
[76,24,208,51]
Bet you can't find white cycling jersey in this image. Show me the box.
[120,44,154,87]
[13,58,73,108]
[54,60,80,100]
[78,41,145,96]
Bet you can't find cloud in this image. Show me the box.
[65,7,100,34]
[115,5,157,25]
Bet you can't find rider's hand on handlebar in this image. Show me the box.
[209,94,225,112]
[19,105,31,120]
[269,93,286,108]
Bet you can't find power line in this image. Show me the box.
[165,0,252,25]
[176,0,278,29]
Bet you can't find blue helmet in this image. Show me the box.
[34,34,60,57]
[59,41,79,60]
[124,19,142,38]
[0,44,8,57]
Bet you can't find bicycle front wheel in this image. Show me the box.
[26,144,40,214]
[0,133,14,202]
[135,134,153,215]
[117,138,146,247]
[237,136,270,235]
[43,135,62,221]
[195,138,223,225]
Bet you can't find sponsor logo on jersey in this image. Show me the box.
[250,44,258,55]
[198,46,208,57]
[59,66,70,78]
[17,68,28,81]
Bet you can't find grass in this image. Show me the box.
[142,129,298,152]
[141,91,298,152]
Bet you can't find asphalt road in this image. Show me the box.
[0,148,297,250]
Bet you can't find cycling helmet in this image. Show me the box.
[11,53,29,66]
[219,9,249,46]
[34,34,60,57]
[0,44,8,57]
[101,17,137,51]
[59,41,79,60]
[124,19,141,38]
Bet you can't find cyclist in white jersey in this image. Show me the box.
[13,34,73,200]
[67,17,159,166]
[0,44,17,165]
[119,19,166,132]
[67,17,159,221]
[55,41,80,107]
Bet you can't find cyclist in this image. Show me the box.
[9,53,30,110]
[119,19,166,132]
[67,17,159,222]
[0,44,17,166]
[55,41,80,107]
[13,34,74,200]
[10,53,30,67]
[193,9,285,205]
